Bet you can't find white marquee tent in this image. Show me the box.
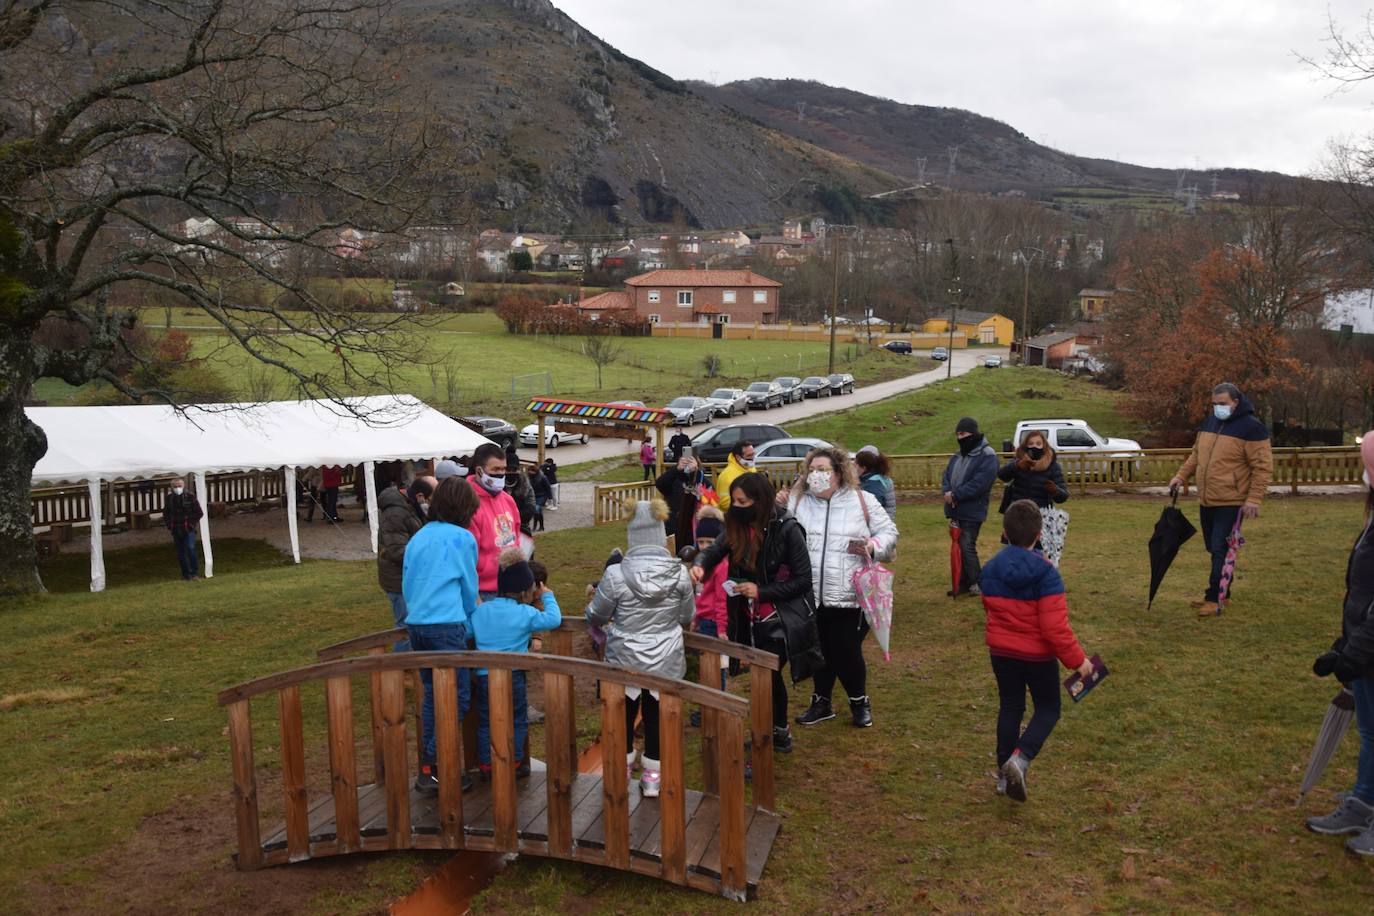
[27,396,493,592]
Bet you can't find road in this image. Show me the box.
[515,347,998,465]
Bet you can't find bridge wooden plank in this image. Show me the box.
[263,790,341,851]
[226,700,262,868]
[657,693,686,883]
[325,676,361,853]
[599,684,630,870]
[578,772,646,849]
[277,685,310,862]
[527,772,599,842]
[635,789,702,860]
[681,795,719,874]
[542,669,576,856]
[356,783,388,836]
[696,808,757,880]
[460,779,498,836]
[488,669,519,851]
[379,669,411,848]
[568,772,611,844]
[432,667,465,847]
[744,810,782,888]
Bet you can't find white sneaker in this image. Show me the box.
[641,770,661,797]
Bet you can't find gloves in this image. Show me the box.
[1313,651,1339,678]
[1043,480,1059,494]
[1315,650,1365,685]
[1016,458,1033,470]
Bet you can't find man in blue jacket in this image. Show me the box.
[942,417,999,596]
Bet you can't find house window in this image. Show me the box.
[753,289,767,304]
[717,314,730,324]
[677,290,693,307]
[722,290,737,304]
[648,314,660,324]
[648,290,660,303]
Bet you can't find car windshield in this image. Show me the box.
[775,377,798,385]
[747,383,770,392]
[709,389,734,399]
[828,375,842,382]
[669,397,696,408]
[802,377,824,385]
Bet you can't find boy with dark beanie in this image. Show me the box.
[468,547,562,778]
[980,499,1094,802]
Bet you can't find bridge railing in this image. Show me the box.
[219,650,758,899]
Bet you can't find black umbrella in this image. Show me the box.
[1148,488,1197,609]
[1298,687,1357,804]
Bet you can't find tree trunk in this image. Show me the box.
[0,332,48,595]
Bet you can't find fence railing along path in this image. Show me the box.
[219,620,785,900]
[592,446,1364,525]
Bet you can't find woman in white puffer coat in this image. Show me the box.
[786,446,898,729]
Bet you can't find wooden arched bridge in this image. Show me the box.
[218,621,784,900]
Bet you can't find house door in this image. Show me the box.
[712,322,723,339]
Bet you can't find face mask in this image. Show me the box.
[807,470,834,492]
[479,471,505,492]
[727,504,755,524]
[172,486,184,496]
[417,501,429,516]
[1026,447,1045,460]
[740,457,755,467]
[1213,404,1233,421]
[958,435,978,455]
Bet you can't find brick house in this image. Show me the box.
[623,269,783,325]
[1021,331,1078,368]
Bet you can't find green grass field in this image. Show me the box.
[5,495,1373,913]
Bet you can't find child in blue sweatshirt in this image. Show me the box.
[468,548,562,777]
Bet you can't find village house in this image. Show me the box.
[1020,331,1079,369]
[623,268,783,325]
[567,290,634,321]
[1077,288,1115,321]
[922,307,1016,345]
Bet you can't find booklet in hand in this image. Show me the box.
[1063,654,1109,703]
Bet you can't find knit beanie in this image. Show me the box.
[626,499,669,550]
[497,547,536,595]
[695,505,724,539]
[1363,430,1374,485]
[956,417,979,436]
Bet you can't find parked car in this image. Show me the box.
[744,380,785,410]
[1004,419,1142,481]
[608,400,647,408]
[753,437,833,465]
[827,373,855,395]
[519,422,589,448]
[774,376,806,403]
[931,346,949,361]
[983,356,1003,369]
[665,396,714,426]
[463,416,518,450]
[797,376,833,399]
[704,387,749,418]
[690,423,788,464]
[881,340,912,355]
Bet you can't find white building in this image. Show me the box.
[1324,289,1374,334]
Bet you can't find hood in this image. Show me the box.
[1233,394,1257,421]
[621,547,682,602]
[378,487,411,511]
[994,546,1055,590]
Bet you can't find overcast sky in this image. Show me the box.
[555,0,1374,176]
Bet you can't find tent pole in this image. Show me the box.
[284,466,301,565]
[364,460,380,554]
[194,470,214,579]
[87,478,106,593]
[655,423,665,477]
[537,415,546,467]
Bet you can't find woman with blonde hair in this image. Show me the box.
[786,446,899,728]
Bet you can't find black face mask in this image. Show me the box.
[727,504,755,525]
[1026,446,1045,460]
[958,435,979,455]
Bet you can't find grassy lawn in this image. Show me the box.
[4,495,1374,912]
[788,366,1136,454]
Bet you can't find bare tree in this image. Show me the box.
[0,0,452,594]
[582,333,622,390]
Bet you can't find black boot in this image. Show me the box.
[773,725,793,753]
[795,694,835,726]
[849,695,873,728]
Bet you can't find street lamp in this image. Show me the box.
[827,225,859,374]
[1015,246,1044,365]
[944,238,960,380]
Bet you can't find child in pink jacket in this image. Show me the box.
[692,506,728,694]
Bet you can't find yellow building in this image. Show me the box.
[922,308,1016,345]
[1077,288,1115,321]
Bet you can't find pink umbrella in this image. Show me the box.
[853,559,895,661]
[1217,514,1245,610]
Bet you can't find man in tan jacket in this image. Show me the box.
[1169,382,1273,616]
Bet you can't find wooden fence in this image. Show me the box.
[593,446,1364,525]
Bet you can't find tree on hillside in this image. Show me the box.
[0,0,448,595]
[582,332,622,390]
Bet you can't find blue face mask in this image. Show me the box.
[1213,404,1233,421]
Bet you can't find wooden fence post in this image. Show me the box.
[600,684,630,870]
[715,712,748,901]
[697,649,721,795]
[226,700,262,868]
[379,668,411,848]
[658,693,687,884]
[325,676,361,854]
[433,667,466,847]
[749,663,775,811]
[277,686,310,862]
[543,667,576,857]
[489,668,519,851]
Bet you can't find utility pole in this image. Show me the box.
[828,232,840,374]
[944,238,959,380]
[1016,246,1044,365]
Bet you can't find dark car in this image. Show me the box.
[881,340,912,355]
[744,380,784,410]
[462,416,518,450]
[798,376,833,399]
[774,376,806,404]
[690,423,788,464]
[828,373,855,395]
[931,346,949,361]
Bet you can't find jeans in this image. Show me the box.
[322,486,340,521]
[696,618,729,690]
[385,592,411,652]
[1352,675,1374,805]
[642,463,654,481]
[813,606,869,704]
[476,670,529,767]
[626,690,661,762]
[990,654,1062,765]
[407,622,471,763]
[957,519,983,593]
[1199,505,1242,602]
[171,529,198,579]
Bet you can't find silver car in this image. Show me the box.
[753,437,833,465]
[665,396,713,426]
[704,387,749,418]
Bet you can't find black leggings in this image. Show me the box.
[813,606,869,701]
[625,690,660,762]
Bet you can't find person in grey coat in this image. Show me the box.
[585,498,695,799]
[941,416,999,597]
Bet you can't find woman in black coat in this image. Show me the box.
[655,454,706,545]
[998,429,1070,566]
[691,471,820,753]
[1308,443,1374,855]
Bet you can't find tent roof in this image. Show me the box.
[27,395,493,485]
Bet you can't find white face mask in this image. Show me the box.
[740,456,755,467]
[172,486,184,496]
[479,470,505,492]
[418,500,429,516]
[1213,403,1234,421]
[807,469,834,493]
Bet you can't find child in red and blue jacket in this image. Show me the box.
[980,499,1094,803]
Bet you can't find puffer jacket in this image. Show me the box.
[586,545,696,680]
[695,507,814,610]
[997,446,1069,511]
[1176,395,1273,506]
[377,486,421,593]
[941,437,999,522]
[1336,519,1374,676]
[788,486,898,608]
[980,545,1085,669]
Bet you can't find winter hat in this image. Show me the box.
[435,459,461,480]
[856,444,879,457]
[626,498,669,550]
[695,505,724,539]
[1363,430,1374,485]
[956,417,980,436]
[497,547,536,595]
